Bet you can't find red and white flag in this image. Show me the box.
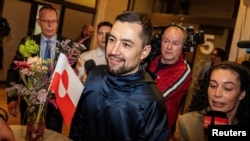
[49,53,84,126]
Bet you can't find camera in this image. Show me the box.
[183,26,205,52]
[0,17,11,38]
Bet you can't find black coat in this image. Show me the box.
[69,65,169,141]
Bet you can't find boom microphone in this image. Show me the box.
[84,59,96,74]
[203,110,228,134]
[237,40,250,48]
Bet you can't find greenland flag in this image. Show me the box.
[49,53,84,126]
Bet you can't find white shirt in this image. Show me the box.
[76,47,106,78]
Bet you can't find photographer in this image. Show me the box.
[147,24,192,135]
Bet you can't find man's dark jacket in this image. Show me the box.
[6,34,68,133]
[69,65,169,141]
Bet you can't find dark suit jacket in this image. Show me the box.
[6,34,68,103]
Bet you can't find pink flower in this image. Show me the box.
[37,89,47,103]
[14,60,30,70]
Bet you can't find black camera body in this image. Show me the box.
[0,17,11,38]
[183,26,204,52]
[145,33,162,63]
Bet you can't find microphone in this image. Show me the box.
[84,59,96,74]
[237,40,250,48]
[203,110,228,134]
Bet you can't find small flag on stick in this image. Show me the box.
[49,53,84,126]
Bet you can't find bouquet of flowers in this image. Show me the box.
[6,38,53,140]
[56,38,86,66]
[6,37,85,140]
[6,37,53,119]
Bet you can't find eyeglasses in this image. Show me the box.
[39,19,58,25]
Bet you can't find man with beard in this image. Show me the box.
[69,11,168,141]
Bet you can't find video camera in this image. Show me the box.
[184,26,205,52]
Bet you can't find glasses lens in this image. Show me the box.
[40,19,57,24]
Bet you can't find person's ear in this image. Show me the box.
[37,18,41,26]
[140,45,151,60]
[238,90,246,101]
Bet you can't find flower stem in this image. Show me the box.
[35,104,44,124]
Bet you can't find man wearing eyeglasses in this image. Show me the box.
[198,47,226,79]
[6,4,70,133]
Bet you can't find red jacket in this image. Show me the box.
[148,55,192,130]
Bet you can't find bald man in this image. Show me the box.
[75,24,94,51]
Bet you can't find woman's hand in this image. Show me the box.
[0,117,15,141]
[7,101,18,117]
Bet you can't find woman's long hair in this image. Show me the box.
[188,61,250,127]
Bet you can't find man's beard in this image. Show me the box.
[107,54,137,76]
[107,63,134,76]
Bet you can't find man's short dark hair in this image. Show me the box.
[115,11,153,47]
[97,21,113,31]
[214,47,226,60]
